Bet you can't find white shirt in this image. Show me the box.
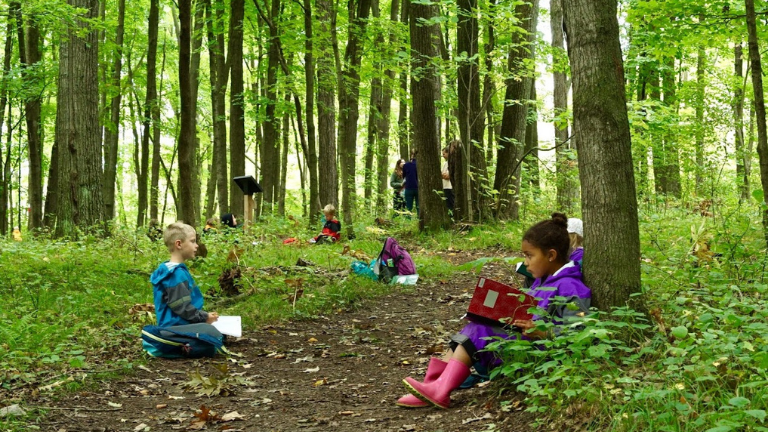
[442,161,452,189]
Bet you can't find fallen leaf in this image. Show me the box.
[314,378,328,387]
[221,411,245,422]
[303,367,320,373]
[107,402,122,408]
[133,424,148,432]
[156,404,167,409]
[307,337,318,343]
[338,411,355,416]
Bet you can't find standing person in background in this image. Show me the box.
[402,150,419,216]
[567,218,584,262]
[390,159,406,215]
[441,147,454,214]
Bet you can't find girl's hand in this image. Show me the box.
[206,312,220,323]
[513,319,535,330]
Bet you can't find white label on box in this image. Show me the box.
[478,278,485,288]
[483,290,499,308]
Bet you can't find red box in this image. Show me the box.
[466,277,537,325]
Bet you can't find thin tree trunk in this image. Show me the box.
[338,0,373,237]
[0,12,13,234]
[279,102,290,215]
[562,0,642,311]
[13,2,44,230]
[375,0,400,214]
[140,0,160,227]
[409,0,450,231]
[3,105,12,234]
[695,45,706,196]
[659,56,681,197]
[303,0,320,222]
[102,0,126,221]
[746,0,768,245]
[734,43,748,201]
[524,83,539,191]
[494,0,538,220]
[397,0,410,161]
[551,0,576,212]
[178,0,197,226]
[55,0,104,237]
[150,34,167,221]
[364,0,383,209]
[316,0,339,209]
[260,0,280,214]
[190,0,205,222]
[207,0,229,216]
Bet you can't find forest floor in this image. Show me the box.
[25,249,534,432]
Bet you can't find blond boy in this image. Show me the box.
[151,222,218,327]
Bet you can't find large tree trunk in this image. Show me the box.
[316,0,339,209]
[303,0,321,222]
[746,0,768,245]
[551,0,577,212]
[13,2,44,230]
[563,0,642,311]
[493,0,538,220]
[734,43,748,202]
[409,0,450,232]
[261,0,281,214]
[102,0,125,222]
[338,0,372,237]
[55,0,105,237]
[139,0,159,227]
[456,0,484,222]
[228,0,245,218]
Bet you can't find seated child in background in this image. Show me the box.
[567,217,584,262]
[203,218,218,235]
[397,213,591,409]
[310,204,341,244]
[220,213,238,229]
[151,222,219,327]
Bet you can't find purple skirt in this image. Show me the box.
[459,322,516,368]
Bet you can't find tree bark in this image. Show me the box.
[139,0,159,227]
[190,0,205,221]
[494,0,538,220]
[55,0,105,237]
[338,0,372,237]
[397,0,410,161]
[695,45,706,196]
[177,0,197,226]
[456,0,484,222]
[228,0,245,218]
[205,0,229,216]
[150,34,167,222]
[523,83,539,191]
[102,0,125,222]
[364,0,383,210]
[551,0,577,212]
[562,0,642,311]
[316,0,339,209]
[303,0,321,222]
[261,0,281,214]
[13,2,44,230]
[409,0,450,231]
[734,43,748,202]
[0,17,11,234]
[658,56,681,197]
[746,0,768,245]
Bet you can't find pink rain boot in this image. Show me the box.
[403,359,471,409]
[396,358,448,408]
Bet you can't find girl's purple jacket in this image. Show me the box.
[459,261,591,368]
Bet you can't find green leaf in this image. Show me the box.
[752,189,764,203]
[670,326,688,339]
[728,397,750,408]
[745,410,766,422]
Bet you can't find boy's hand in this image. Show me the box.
[512,319,535,330]
[206,312,220,323]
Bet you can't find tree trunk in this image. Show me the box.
[338,0,373,237]
[0,19,11,234]
[139,0,159,227]
[562,0,642,311]
[409,0,450,232]
[205,0,229,216]
[397,0,410,161]
[494,0,538,220]
[523,83,539,191]
[364,0,383,210]
[150,35,167,221]
[55,0,105,237]
[746,0,768,245]
[478,0,496,222]
[695,45,706,196]
[279,103,290,215]
[190,0,205,221]
[316,0,339,209]
[228,0,245,218]
[551,0,577,212]
[734,43,748,202]
[457,0,484,222]
[177,0,197,226]
[13,2,44,230]
[102,0,125,221]
[261,0,281,214]
[2,105,12,235]
[303,0,321,222]
[659,56,681,197]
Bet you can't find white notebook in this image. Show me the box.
[212,315,242,338]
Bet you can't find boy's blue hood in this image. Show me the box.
[150,262,187,285]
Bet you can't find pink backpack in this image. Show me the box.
[375,237,416,280]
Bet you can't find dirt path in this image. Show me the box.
[32,251,532,432]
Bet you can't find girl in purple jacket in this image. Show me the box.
[397,213,591,409]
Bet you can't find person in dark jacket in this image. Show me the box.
[402,150,419,216]
[220,213,238,229]
[390,159,406,214]
[151,222,219,328]
[397,213,591,409]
